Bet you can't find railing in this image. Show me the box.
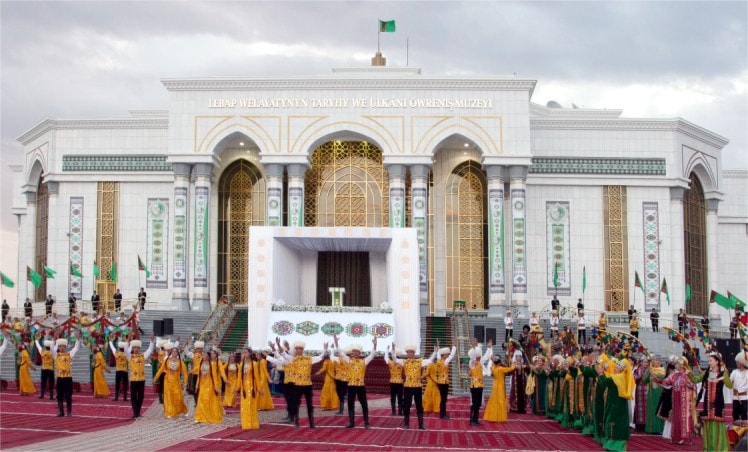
[195,296,235,342]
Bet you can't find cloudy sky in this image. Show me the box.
[0,1,746,303]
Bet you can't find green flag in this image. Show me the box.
[379,19,396,32]
[70,262,82,278]
[634,271,645,296]
[93,260,100,279]
[661,278,670,305]
[728,291,745,310]
[582,266,587,293]
[0,272,14,288]
[710,290,732,310]
[27,266,42,288]
[685,280,692,304]
[138,255,151,278]
[110,259,117,282]
[553,262,559,288]
[43,265,56,279]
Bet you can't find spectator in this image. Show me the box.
[138,287,147,311]
[650,308,659,332]
[550,295,560,312]
[1,299,9,323]
[24,298,33,319]
[45,294,55,316]
[576,298,584,314]
[700,315,709,334]
[677,309,687,335]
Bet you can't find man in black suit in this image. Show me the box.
[68,293,76,316]
[113,289,122,312]
[45,295,55,316]
[91,291,100,315]
[1,299,9,322]
[138,288,147,311]
[550,295,560,312]
[24,298,33,318]
[576,298,584,315]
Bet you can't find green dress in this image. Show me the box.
[532,368,548,415]
[601,375,630,452]
[562,367,577,428]
[547,370,559,418]
[592,374,608,444]
[642,368,664,434]
[581,366,598,435]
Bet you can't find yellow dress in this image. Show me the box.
[256,359,274,410]
[423,363,441,413]
[18,349,36,395]
[92,351,110,397]
[223,362,240,407]
[239,361,260,430]
[154,358,188,418]
[194,361,225,423]
[484,363,515,422]
[316,359,340,410]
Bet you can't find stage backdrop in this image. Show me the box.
[247,226,421,353]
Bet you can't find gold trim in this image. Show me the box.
[361,116,404,153]
[194,116,232,153]
[288,115,328,153]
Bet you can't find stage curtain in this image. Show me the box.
[317,251,371,307]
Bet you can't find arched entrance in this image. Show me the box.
[684,172,707,316]
[217,160,266,304]
[35,175,49,302]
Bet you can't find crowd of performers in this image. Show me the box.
[2,310,748,451]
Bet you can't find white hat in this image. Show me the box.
[157,340,167,348]
[350,343,363,352]
[43,340,53,348]
[194,341,205,349]
[292,340,305,349]
[343,346,353,355]
[438,347,450,356]
[404,344,417,352]
[467,346,481,360]
[56,338,68,347]
[394,348,406,357]
[736,352,748,368]
[130,340,142,348]
[163,342,174,351]
[117,341,126,349]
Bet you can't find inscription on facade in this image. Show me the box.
[208,97,494,110]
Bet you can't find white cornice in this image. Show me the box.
[530,102,623,118]
[17,118,169,145]
[160,76,537,94]
[723,169,748,178]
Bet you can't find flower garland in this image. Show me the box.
[272,304,392,314]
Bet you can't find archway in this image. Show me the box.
[684,172,707,316]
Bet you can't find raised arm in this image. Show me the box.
[311,342,329,365]
[35,337,44,354]
[364,338,377,366]
[109,340,117,355]
[69,336,82,359]
[444,341,457,366]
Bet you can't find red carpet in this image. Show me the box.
[0,382,157,449]
[159,396,703,451]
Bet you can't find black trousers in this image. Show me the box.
[334,379,348,412]
[403,386,424,426]
[631,331,639,338]
[347,385,369,420]
[283,380,295,417]
[56,377,73,413]
[291,384,313,422]
[505,328,513,341]
[652,321,659,332]
[114,370,129,398]
[92,302,99,314]
[40,369,55,398]
[130,380,145,417]
[470,387,484,421]
[115,299,121,311]
[734,399,748,421]
[157,374,165,402]
[578,329,586,343]
[389,382,403,413]
[188,374,198,404]
[438,383,449,416]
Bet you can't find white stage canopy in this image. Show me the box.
[247,226,421,353]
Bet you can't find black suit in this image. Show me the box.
[91,295,100,314]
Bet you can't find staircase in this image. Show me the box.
[218,307,248,352]
[0,309,210,389]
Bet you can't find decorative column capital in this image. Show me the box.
[386,164,407,179]
[173,162,193,178]
[286,163,308,179]
[193,163,213,178]
[410,164,431,180]
[45,181,59,195]
[264,163,284,179]
[670,187,686,201]
[485,165,506,180]
[705,198,720,212]
[508,165,529,181]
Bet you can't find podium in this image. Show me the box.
[329,287,346,307]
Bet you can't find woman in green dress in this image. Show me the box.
[698,352,733,452]
[642,356,665,434]
[602,358,634,452]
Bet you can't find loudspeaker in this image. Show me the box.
[153,320,164,337]
[474,325,485,343]
[714,338,741,369]
[163,318,174,336]
[485,328,497,345]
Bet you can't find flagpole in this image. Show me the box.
[377,19,381,53]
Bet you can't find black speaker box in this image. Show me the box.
[474,325,485,343]
[163,318,174,336]
[153,320,164,337]
[485,328,497,345]
[714,338,741,369]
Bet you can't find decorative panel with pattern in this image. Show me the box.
[63,155,172,172]
[546,202,571,296]
[530,157,666,175]
[603,186,629,311]
[146,198,169,288]
[511,188,527,294]
[173,187,188,288]
[68,197,84,298]
[642,202,660,311]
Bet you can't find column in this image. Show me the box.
[18,190,37,305]
[706,198,721,326]
[45,181,60,298]
[669,187,686,323]
[485,165,506,317]
[286,164,307,227]
[509,165,529,319]
[172,163,192,311]
[387,164,406,228]
[192,163,212,311]
[265,163,284,226]
[410,164,430,316]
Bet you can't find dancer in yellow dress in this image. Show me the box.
[423,362,441,413]
[154,342,188,418]
[256,351,274,410]
[316,350,340,411]
[17,342,37,395]
[194,349,226,424]
[483,347,516,423]
[91,343,111,398]
[238,348,261,430]
[222,353,240,408]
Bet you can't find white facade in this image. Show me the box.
[11,66,747,327]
